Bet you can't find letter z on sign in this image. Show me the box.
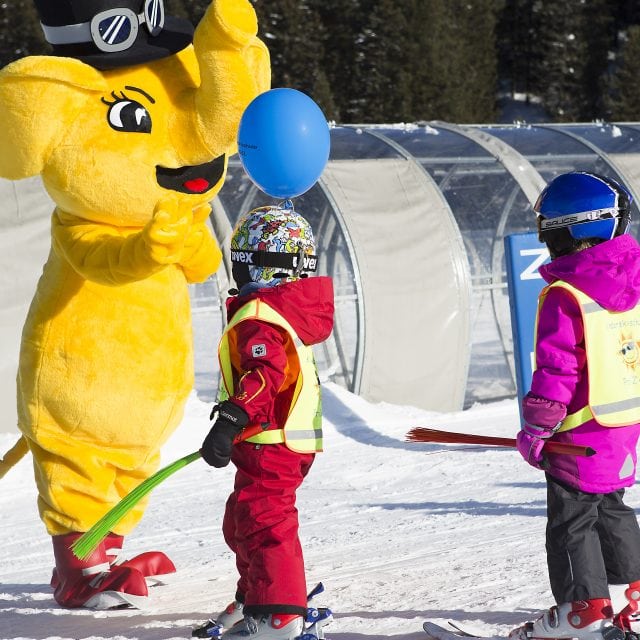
[519,248,548,281]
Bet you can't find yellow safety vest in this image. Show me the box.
[535,281,640,431]
[217,298,323,453]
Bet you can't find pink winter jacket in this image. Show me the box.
[525,234,640,493]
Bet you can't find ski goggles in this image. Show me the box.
[538,207,621,231]
[40,0,165,53]
[230,249,318,274]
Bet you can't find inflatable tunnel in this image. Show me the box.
[4,121,640,435]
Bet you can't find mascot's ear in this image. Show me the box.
[228,37,271,156]
[0,56,107,180]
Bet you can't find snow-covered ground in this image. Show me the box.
[1,81,634,640]
[3,379,638,640]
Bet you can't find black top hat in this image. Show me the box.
[33,0,194,70]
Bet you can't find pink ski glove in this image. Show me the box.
[518,394,566,469]
[516,424,557,469]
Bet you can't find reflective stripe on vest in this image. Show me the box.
[217,298,322,453]
[536,281,640,431]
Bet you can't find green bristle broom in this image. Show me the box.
[72,451,202,560]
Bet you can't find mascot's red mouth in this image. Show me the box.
[156,155,226,194]
[183,178,210,193]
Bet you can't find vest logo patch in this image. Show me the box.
[252,343,267,358]
[619,331,640,370]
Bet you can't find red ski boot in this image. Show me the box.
[614,580,640,633]
[51,532,176,588]
[509,599,624,640]
[52,533,148,609]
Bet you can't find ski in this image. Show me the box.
[423,620,632,640]
[448,621,486,637]
[423,621,498,640]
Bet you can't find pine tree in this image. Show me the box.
[528,1,612,122]
[451,0,501,122]
[0,0,47,67]
[0,0,630,124]
[311,0,360,122]
[608,24,640,120]
[409,0,501,123]
[346,0,412,122]
[407,0,447,120]
[252,0,335,118]
[581,0,615,119]
[497,0,540,98]
[614,0,640,28]
[170,0,207,24]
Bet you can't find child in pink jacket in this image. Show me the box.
[511,172,640,640]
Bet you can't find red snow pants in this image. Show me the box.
[223,441,315,615]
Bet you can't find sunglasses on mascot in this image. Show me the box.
[41,0,165,53]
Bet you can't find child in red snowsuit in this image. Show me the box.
[194,204,334,640]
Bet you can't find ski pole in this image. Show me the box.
[72,450,202,560]
[405,427,595,457]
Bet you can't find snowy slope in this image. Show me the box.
[4,382,637,640]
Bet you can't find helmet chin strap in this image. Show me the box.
[617,215,630,237]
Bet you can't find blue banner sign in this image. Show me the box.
[504,232,550,422]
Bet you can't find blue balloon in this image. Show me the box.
[237,88,330,199]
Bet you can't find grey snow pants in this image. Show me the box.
[546,473,640,604]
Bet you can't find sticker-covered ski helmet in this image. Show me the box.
[230,203,317,287]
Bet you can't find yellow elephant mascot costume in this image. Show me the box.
[0,0,269,609]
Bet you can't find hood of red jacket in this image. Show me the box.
[539,234,640,312]
[226,276,335,346]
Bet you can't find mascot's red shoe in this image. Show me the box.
[52,533,148,609]
[104,533,177,586]
[51,532,176,589]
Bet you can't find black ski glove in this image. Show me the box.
[200,401,249,468]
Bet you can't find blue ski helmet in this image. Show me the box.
[534,172,632,257]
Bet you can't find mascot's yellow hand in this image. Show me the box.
[192,202,212,224]
[180,203,222,283]
[183,225,205,253]
[143,198,193,264]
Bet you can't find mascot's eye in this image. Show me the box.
[102,91,152,134]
